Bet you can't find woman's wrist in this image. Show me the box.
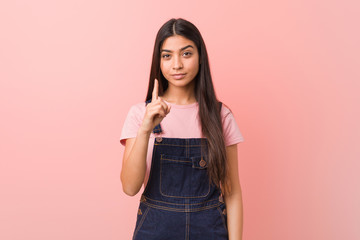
[137,126,152,136]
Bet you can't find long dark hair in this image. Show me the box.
[145,18,230,194]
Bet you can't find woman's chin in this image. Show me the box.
[167,80,194,88]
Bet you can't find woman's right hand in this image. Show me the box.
[140,79,171,134]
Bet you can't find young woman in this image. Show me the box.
[120,18,244,240]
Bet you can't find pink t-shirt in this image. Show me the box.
[119,99,244,188]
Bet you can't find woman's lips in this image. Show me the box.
[172,73,186,80]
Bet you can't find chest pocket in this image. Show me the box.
[159,154,210,198]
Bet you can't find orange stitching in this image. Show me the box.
[162,158,192,163]
[216,206,228,231]
[142,201,221,212]
[133,206,150,238]
[143,195,218,205]
[154,143,204,147]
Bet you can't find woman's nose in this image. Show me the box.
[172,56,183,69]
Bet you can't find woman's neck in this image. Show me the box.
[161,85,197,105]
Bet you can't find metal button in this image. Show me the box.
[138,209,142,215]
[155,137,162,142]
[199,159,207,167]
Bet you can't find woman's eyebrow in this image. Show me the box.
[160,45,194,53]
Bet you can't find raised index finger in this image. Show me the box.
[151,79,158,102]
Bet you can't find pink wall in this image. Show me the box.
[1,0,359,239]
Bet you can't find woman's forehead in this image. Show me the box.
[161,35,197,51]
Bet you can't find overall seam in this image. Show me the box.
[185,198,190,240]
[216,206,228,232]
[133,207,150,239]
[141,201,221,212]
[143,195,219,205]
[154,143,204,147]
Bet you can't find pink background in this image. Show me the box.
[1,0,359,239]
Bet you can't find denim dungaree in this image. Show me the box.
[132,99,228,240]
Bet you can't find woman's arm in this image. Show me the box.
[120,127,151,196]
[120,79,170,196]
[224,144,244,240]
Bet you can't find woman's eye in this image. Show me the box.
[183,52,192,57]
[162,54,170,58]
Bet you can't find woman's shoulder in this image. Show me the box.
[219,101,233,118]
[123,101,147,121]
[128,101,146,112]
[218,101,245,144]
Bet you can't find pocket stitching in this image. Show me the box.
[160,154,210,198]
[133,206,150,239]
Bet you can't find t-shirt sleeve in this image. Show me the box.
[119,104,143,146]
[222,110,244,146]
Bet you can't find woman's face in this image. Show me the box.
[160,35,200,88]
